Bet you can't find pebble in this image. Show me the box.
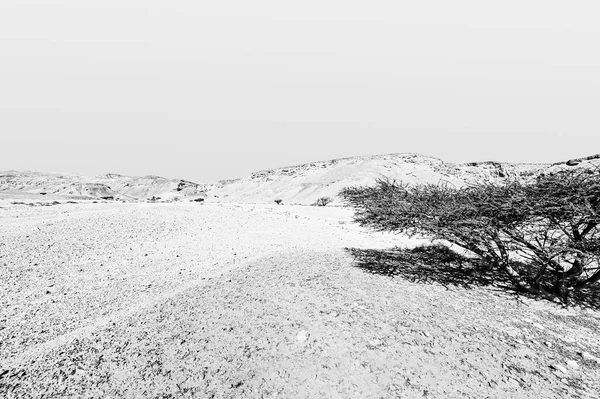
[551,364,568,374]
[566,360,580,370]
[297,330,310,344]
[533,323,545,330]
[579,351,600,364]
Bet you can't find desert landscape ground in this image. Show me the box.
[1,154,600,398]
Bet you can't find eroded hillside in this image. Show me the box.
[2,153,598,205]
[207,153,548,205]
[0,172,207,202]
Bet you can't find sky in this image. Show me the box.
[1,0,599,183]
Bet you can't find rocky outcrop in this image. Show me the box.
[3,152,597,205]
[551,154,600,167]
[0,172,207,202]
[205,153,551,205]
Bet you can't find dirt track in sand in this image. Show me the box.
[1,203,599,398]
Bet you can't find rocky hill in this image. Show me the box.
[206,153,568,205]
[2,153,598,204]
[0,171,207,202]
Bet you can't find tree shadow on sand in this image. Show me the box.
[345,244,600,310]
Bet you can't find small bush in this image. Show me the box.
[313,197,333,207]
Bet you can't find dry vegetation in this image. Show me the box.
[341,167,600,306]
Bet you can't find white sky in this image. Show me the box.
[1,0,599,182]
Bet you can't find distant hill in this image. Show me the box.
[0,171,207,202]
[205,153,544,204]
[2,153,598,204]
[206,152,600,204]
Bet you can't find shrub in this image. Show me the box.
[340,167,600,304]
[274,199,283,205]
[313,197,333,207]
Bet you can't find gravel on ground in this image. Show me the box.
[1,203,599,398]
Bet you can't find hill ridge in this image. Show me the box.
[2,152,598,204]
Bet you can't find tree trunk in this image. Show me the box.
[553,274,568,302]
[498,260,554,299]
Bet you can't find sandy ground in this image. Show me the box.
[1,202,599,398]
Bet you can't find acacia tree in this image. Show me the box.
[340,166,600,303]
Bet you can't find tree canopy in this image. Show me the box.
[340,166,600,303]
